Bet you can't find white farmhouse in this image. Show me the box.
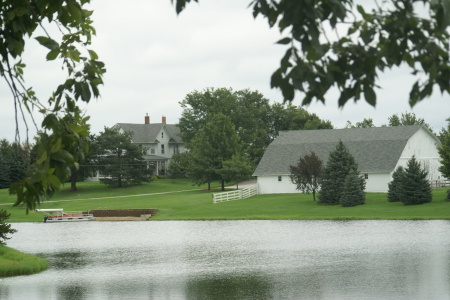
[116,114,185,175]
[253,125,442,194]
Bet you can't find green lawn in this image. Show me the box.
[0,245,48,277]
[1,179,449,222]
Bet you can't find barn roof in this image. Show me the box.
[253,125,431,176]
[116,123,182,144]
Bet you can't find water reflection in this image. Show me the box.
[185,273,271,300]
[2,220,450,300]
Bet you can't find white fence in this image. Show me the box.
[212,184,259,204]
[430,179,450,189]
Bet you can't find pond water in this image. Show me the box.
[1,220,450,300]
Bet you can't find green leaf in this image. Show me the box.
[88,49,98,60]
[35,36,59,50]
[67,49,80,62]
[50,138,62,154]
[276,37,291,45]
[364,85,376,106]
[46,49,59,60]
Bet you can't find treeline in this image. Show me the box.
[0,140,31,189]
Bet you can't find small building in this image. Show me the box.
[116,114,185,175]
[253,125,442,194]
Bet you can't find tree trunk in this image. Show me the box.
[70,177,77,192]
[208,182,211,190]
[221,179,225,191]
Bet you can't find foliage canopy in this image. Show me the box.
[92,126,153,188]
[174,0,450,107]
[1,0,105,211]
[289,152,322,201]
[318,141,360,205]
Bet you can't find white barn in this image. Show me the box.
[253,125,442,194]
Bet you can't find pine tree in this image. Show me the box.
[399,156,432,205]
[387,166,405,202]
[318,141,358,205]
[340,169,366,207]
[93,126,153,187]
[0,209,17,245]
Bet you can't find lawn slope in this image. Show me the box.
[0,179,449,221]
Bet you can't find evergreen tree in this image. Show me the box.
[318,141,358,205]
[0,156,10,189]
[399,156,432,205]
[289,152,323,201]
[92,126,153,187]
[340,169,366,207]
[387,166,405,202]
[0,209,17,245]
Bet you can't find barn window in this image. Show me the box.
[364,174,368,180]
[278,176,282,182]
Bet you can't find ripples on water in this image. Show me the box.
[1,220,450,300]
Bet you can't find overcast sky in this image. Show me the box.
[0,0,448,142]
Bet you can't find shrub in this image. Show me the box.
[340,169,366,207]
[387,166,405,202]
[446,189,450,201]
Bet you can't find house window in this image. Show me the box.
[278,176,282,182]
[161,132,164,139]
[364,174,368,180]
[161,144,165,154]
[151,148,155,154]
[173,145,179,154]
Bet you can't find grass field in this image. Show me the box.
[0,179,449,222]
[0,245,48,277]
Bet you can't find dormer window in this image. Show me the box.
[161,132,164,139]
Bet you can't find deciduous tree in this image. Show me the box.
[174,0,450,106]
[167,152,190,183]
[2,1,105,210]
[187,113,246,191]
[179,88,273,165]
[346,118,375,128]
[219,153,254,189]
[387,112,431,131]
[289,152,322,201]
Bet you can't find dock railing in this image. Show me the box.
[212,184,259,204]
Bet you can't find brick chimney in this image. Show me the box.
[145,113,150,124]
[162,116,166,124]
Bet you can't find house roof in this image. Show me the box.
[253,125,433,176]
[116,123,182,144]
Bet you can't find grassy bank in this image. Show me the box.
[0,179,449,221]
[0,245,48,277]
